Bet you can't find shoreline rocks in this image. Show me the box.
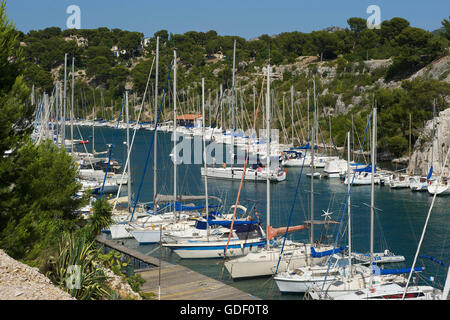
[0,249,75,300]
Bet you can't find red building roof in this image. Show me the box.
[177,114,202,121]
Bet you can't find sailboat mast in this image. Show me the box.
[310,80,316,245]
[55,82,59,147]
[126,91,131,212]
[291,85,294,145]
[231,40,236,167]
[71,56,75,154]
[202,78,209,240]
[154,36,159,209]
[370,107,377,266]
[173,50,178,221]
[62,53,67,149]
[92,104,95,154]
[307,89,310,142]
[266,64,271,249]
[347,131,352,275]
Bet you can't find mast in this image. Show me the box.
[307,89,310,142]
[202,78,209,240]
[266,64,271,249]
[63,53,67,149]
[55,82,59,147]
[154,36,159,210]
[126,91,131,212]
[71,56,75,154]
[291,85,294,145]
[310,80,316,245]
[59,82,63,146]
[92,103,95,154]
[409,113,412,169]
[347,131,352,276]
[370,107,377,285]
[173,50,178,221]
[230,39,236,167]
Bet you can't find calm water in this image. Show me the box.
[75,125,450,300]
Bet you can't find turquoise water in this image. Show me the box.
[75,125,450,300]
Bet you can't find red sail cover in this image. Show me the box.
[266,225,309,240]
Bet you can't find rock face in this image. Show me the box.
[408,108,450,176]
[101,266,142,300]
[0,249,75,300]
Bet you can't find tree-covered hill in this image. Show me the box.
[17,15,450,160]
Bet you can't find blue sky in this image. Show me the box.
[5,0,450,39]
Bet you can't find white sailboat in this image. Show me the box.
[224,76,335,280]
[389,174,410,188]
[305,108,415,300]
[162,59,267,259]
[409,176,429,191]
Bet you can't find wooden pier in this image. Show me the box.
[96,236,260,300]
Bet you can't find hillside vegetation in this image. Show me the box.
[17,16,450,160]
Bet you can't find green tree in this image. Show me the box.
[0,141,86,262]
[309,31,338,61]
[441,16,450,40]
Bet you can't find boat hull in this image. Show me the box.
[164,239,266,259]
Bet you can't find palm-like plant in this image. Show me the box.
[47,233,111,300]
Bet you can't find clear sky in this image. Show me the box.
[5,0,450,39]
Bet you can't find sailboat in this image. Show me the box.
[162,66,266,259]
[223,75,336,279]
[316,137,450,301]
[305,108,415,300]
[200,41,286,183]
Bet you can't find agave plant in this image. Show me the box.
[47,233,111,300]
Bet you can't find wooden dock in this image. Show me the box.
[96,236,260,300]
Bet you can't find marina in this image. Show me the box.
[2,1,450,302]
[71,123,449,300]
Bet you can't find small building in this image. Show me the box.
[177,114,202,128]
[111,45,120,57]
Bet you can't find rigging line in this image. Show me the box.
[403,145,450,299]
[130,60,173,222]
[222,74,266,257]
[99,99,124,199]
[274,146,308,274]
[320,113,372,295]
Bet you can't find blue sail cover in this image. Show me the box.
[290,143,318,151]
[195,219,259,230]
[427,166,433,180]
[354,163,376,173]
[372,266,423,276]
[310,246,346,258]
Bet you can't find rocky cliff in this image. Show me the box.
[408,107,450,177]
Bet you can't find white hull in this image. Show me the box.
[322,159,348,178]
[109,224,132,239]
[275,275,336,293]
[428,183,450,195]
[163,238,266,259]
[201,167,286,182]
[224,245,330,279]
[130,229,161,244]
